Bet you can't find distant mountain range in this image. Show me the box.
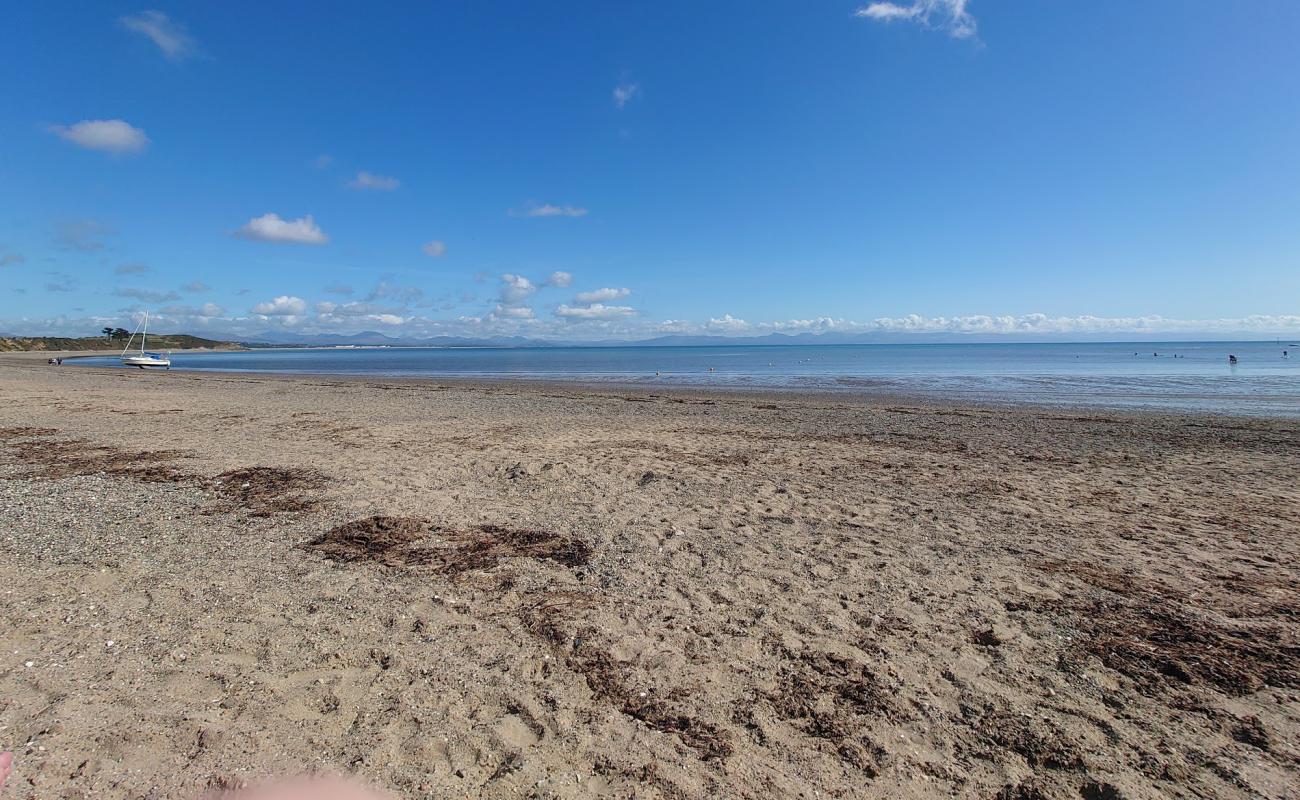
[241,330,549,347]
[5,327,1285,350]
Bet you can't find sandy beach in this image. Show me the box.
[1,356,1297,799]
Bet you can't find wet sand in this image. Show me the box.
[1,356,1297,799]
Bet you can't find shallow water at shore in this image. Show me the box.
[72,340,1300,416]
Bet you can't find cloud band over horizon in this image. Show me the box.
[5,308,1300,341]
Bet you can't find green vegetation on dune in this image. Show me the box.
[0,335,243,352]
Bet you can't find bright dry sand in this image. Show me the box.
[0,357,1297,799]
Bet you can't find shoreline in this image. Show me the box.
[11,349,1300,422]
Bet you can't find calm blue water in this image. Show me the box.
[73,341,1300,417]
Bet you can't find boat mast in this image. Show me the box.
[121,313,144,357]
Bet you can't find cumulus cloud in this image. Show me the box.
[54,219,115,252]
[544,271,573,288]
[555,303,636,320]
[119,10,197,60]
[574,287,630,304]
[251,295,308,316]
[652,312,1300,338]
[706,314,750,332]
[422,240,447,258]
[182,280,211,293]
[113,286,181,303]
[50,119,149,154]
[114,262,150,275]
[315,300,409,326]
[7,307,1300,343]
[348,171,400,191]
[511,203,588,218]
[855,0,977,39]
[613,83,640,109]
[235,213,328,245]
[498,274,537,306]
[492,304,535,320]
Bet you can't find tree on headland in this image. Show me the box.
[102,326,114,340]
[112,328,130,341]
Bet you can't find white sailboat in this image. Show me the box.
[121,311,172,369]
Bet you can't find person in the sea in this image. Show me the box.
[0,752,386,799]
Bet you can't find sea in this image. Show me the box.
[73,340,1300,417]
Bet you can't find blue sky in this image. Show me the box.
[2,0,1299,340]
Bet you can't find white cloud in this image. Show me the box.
[348,171,400,191]
[113,286,181,303]
[7,308,1300,343]
[499,274,537,306]
[544,271,573,288]
[182,280,211,293]
[422,240,447,258]
[0,253,24,267]
[855,0,977,39]
[613,83,640,109]
[706,314,751,332]
[315,301,412,325]
[50,120,149,155]
[323,283,354,295]
[114,262,150,275]
[312,154,334,170]
[251,295,308,316]
[555,303,636,320]
[491,304,535,320]
[655,312,1300,338]
[235,213,328,245]
[511,203,589,218]
[574,287,630,304]
[119,10,197,60]
[858,2,918,21]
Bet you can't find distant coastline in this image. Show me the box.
[0,334,243,353]
[7,328,1300,351]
